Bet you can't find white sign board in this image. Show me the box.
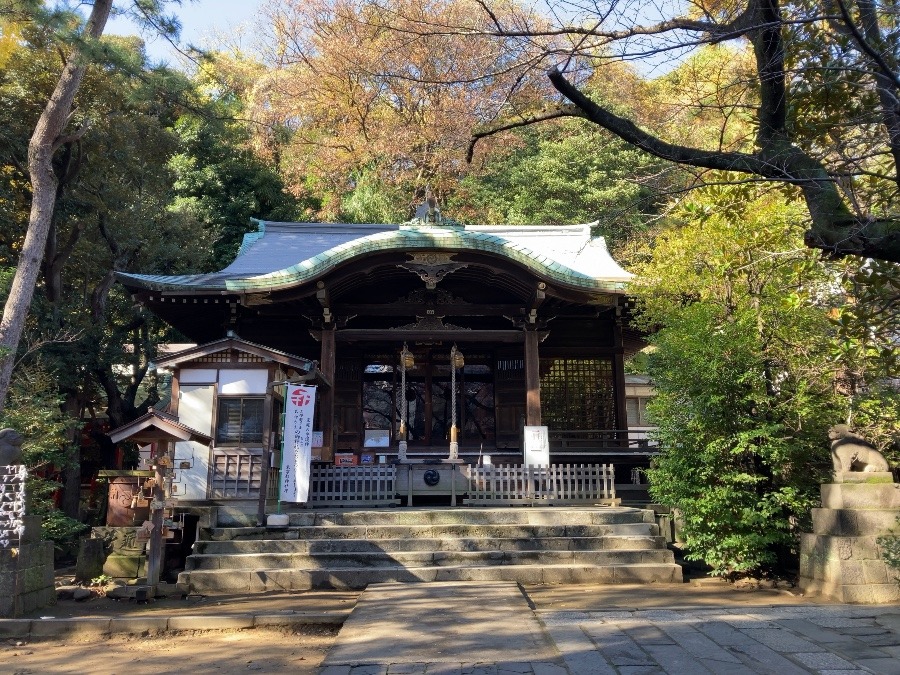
[523,426,550,467]
[280,385,317,502]
[0,465,26,548]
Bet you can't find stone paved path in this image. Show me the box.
[318,583,900,675]
[320,582,563,673]
[538,606,900,675]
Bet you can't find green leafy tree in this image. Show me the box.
[168,112,302,270]
[454,120,668,233]
[0,16,202,518]
[633,182,847,575]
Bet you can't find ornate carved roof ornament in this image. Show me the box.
[414,187,442,224]
[398,253,468,290]
[391,288,467,306]
[394,315,471,331]
[410,187,462,229]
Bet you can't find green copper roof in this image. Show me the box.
[117,221,632,294]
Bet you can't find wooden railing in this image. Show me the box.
[464,463,618,506]
[308,465,401,506]
[549,430,659,456]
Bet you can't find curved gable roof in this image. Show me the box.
[117,219,632,294]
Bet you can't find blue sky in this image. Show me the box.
[104,0,264,65]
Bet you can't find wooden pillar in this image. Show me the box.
[612,310,628,434]
[257,383,275,526]
[319,325,336,462]
[146,440,168,591]
[524,328,541,426]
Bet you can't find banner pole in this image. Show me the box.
[277,423,284,515]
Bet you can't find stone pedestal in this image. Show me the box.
[91,526,148,579]
[0,516,56,617]
[799,473,900,604]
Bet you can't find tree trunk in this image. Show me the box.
[0,1,112,413]
[60,394,82,519]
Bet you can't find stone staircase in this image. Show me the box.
[177,507,682,593]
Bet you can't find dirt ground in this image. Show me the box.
[0,625,339,675]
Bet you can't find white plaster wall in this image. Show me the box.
[173,383,214,500]
[179,368,217,384]
[218,369,268,394]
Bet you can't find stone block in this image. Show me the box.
[811,508,899,535]
[0,547,17,569]
[109,616,169,634]
[249,569,297,592]
[75,537,106,583]
[29,618,111,637]
[822,482,900,509]
[20,516,41,545]
[18,587,56,614]
[614,564,682,583]
[91,527,146,555]
[19,559,54,592]
[839,583,900,604]
[167,615,254,631]
[254,611,348,627]
[0,619,31,637]
[103,553,146,578]
[179,569,251,594]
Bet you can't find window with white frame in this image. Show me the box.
[626,397,651,427]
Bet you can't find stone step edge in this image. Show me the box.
[0,610,349,638]
[196,536,667,550]
[206,524,657,539]
[178,564,683,592]
[186,549,675,563]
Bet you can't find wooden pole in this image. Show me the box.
[320,326,336,462]
[256,384,275,527]
[146,440,168,591]
[524,329,542,426]
[612,309,628,435]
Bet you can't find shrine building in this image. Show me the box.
[115,204,651,504]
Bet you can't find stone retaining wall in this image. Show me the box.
[0,515,56,617]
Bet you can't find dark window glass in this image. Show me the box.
[363,380,395,431]
[216,397,264,445]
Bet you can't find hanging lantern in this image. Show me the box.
[450,344,465,370]
[400,343,415,370]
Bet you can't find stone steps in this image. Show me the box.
[276,508,649,527]
[195,535,666,554]
[185,549,676,571]
[178,507,682,593]
[179,563,682,592]
[207,522,659,541]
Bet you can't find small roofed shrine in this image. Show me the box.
[116,199,650,502]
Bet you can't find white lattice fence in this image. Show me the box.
[309,465,401,506]
[464,464,618,506]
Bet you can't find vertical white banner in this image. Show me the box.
[280,384,316,502]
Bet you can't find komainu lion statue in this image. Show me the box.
[0,428,23,465]
[830,424,890,473]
